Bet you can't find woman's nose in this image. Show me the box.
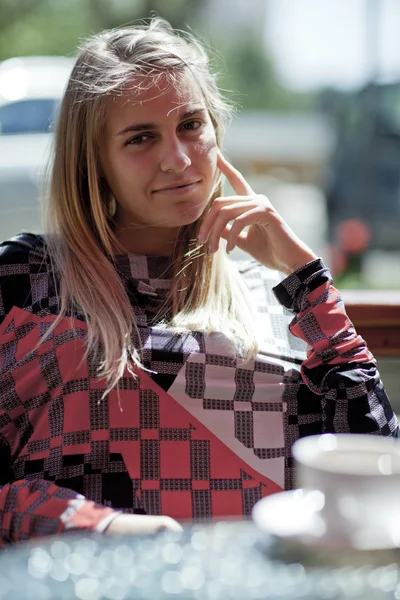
[160,137,191,173]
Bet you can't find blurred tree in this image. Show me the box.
[140,0,201,29]
[0,0,94,59]
[0,0,204,59]
[0,0,311,112]
[214,35,312,111]
[0,0,48,33]
[84,0,203,30]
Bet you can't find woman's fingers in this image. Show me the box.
[198,196,254,244]
[224,207,267,253]
[205,201,257,253]
[217,152,254,196]
[204,151,318,271]
[197,152,258,248]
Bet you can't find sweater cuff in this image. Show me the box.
[273,258,331,313]
[95,511,122,534]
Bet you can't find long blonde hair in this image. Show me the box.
[44,17,257,394]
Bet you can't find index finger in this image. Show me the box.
[217,151,254,196]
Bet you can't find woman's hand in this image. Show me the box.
[198,152,318,275]
[104,514,183,536]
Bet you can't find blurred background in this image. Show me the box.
[0,0,400,291]
[0,0,399,406]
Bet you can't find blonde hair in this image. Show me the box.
[44,17,257,395]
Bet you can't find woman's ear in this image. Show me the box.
[107,196,117,219]
[99,176,117,219]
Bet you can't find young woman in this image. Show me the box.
[0,18,397,545]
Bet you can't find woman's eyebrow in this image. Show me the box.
[116,107,206,136]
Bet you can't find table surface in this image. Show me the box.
[1,521,400,600]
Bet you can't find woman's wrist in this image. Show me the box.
[96,511,121,533]
[104,514,183,536]
[281,252,319,276]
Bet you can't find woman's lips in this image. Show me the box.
[153,181,201,195]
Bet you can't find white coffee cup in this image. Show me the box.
[292,433,400,550]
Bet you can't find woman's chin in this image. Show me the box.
[168,202,207,227]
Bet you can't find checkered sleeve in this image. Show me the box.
[0,478,117,547]
[0,392,117,546]
[274,259,399,436]
[0,236,118,545]
[0,234,45,326]
[0,390,118,547]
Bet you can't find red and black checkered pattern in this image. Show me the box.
[0,233,397,546]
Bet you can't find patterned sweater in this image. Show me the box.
[0,233,397,546]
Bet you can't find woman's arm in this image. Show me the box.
[199,154,397,437]
[0,468,117,547]
[0,434,181,546]
[273,259,399,436]
[0,238,182,545]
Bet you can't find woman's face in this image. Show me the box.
[100,71,219,249]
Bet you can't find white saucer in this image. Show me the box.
[252,489,400,560]
[253,489,329,545]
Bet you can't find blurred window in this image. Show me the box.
[0,98,58,135]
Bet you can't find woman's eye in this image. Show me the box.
[126,133,152,146]
[181,120,203,132]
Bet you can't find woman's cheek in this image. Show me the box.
[195,135,219,199]
[196,132,218,165]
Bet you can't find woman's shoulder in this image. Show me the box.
[0,232,47,263]
[0,233,53,324]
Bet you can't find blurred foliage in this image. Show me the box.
[0,0,312,111]
[214,36,312,112]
